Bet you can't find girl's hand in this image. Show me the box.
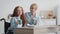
[16,20,19,24]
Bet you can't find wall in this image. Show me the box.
[0,0,60,34]
[0,0,58,19]
[0,0,60,25]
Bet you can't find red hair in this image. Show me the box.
[13,6,26,27]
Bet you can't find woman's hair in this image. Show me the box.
[30,3,37,10]
[12,6,26,26]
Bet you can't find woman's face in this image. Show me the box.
[30,5,37,14]
[17,7,22,16]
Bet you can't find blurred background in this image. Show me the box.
[0,0,60,34]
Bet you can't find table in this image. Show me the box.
[14,25,60,34]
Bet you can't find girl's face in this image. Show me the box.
[30,5,37,14]
[17,7,22,16]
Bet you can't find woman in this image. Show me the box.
[6,6,26,34]
[25,3,40,26]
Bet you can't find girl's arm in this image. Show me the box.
[10,17,17,29]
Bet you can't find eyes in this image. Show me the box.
[31,8,37,10]
[30,6,37,10]
[17,8,22,12]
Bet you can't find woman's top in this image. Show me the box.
[25,12,40,26]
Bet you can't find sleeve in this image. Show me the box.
[25,13,28,23]
[36,14,41,26]
[10,17,16,29]
[25,12,31,26]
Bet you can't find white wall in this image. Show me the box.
[57,3,60,25]
[0,0,58,19]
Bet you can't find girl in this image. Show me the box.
[6,6,26,34]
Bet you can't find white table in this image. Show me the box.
[14,25,60,34]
